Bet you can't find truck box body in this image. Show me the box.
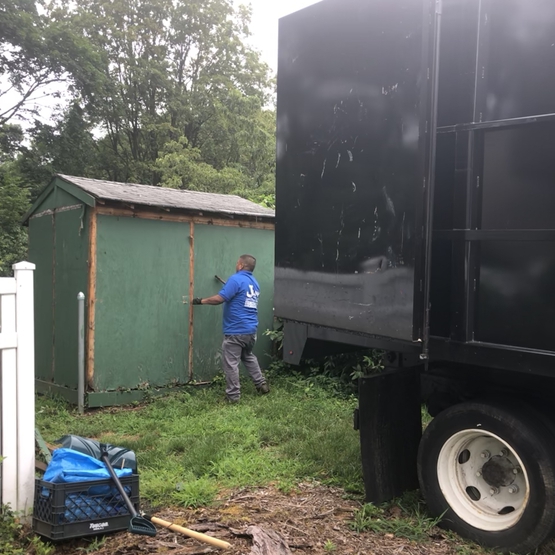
[276,0,555,371]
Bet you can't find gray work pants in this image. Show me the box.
[222,334,265,401]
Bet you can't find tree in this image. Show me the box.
[156,136,248,193]
[17,102,99,197]
[0,124,24,162]
[0,164,29,276]
[47,0,273,185]
[0,118,29,275]
[0,0,94,125]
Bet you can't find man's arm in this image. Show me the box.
[193,294,225,305]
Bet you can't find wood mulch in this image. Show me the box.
[45,481,494,555]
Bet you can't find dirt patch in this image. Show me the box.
[49,482,482,555]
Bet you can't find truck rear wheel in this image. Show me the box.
[418,401,555,553]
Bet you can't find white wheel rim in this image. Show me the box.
[437,429,530,531]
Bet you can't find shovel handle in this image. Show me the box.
[100,448,137,517]
[148,516,232,550]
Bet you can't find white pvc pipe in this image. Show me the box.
[77,292,85,415]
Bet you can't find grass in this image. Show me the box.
[36,373,363,509]
[350,490,444,542]
[350,490,497,554]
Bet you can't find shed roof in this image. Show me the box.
[26,174,275,221]
[59,174,274,219]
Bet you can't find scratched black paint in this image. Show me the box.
[275,0,426,341]
[276,0,555,362]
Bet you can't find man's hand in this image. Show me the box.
[197,295,225,304]
[192,298,203,305]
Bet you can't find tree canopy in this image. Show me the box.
[0,0,276,275]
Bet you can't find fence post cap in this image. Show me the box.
[77,292,85,300]
[12,261,36,271]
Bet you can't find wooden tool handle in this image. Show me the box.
[149,516,232,550]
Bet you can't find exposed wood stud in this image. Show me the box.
[188,223,195,382]
[86,208,98,389]
[95,205,274,230]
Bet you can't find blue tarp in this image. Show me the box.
[44,448,132,483]
[39,448,135,522]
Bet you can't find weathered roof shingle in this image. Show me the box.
[57,174,274,219]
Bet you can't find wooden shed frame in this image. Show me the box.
[24,175,275,407]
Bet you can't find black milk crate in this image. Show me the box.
[33,475,140,541]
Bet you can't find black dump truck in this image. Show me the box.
[275,0,555,552]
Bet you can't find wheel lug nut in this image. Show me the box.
[499,449,508,457]
[513,467,521,475]
[476,471,482,477]
[490,487,499,495]
[481,451,491,459]
[508,485,519,494]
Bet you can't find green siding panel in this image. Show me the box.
[55,179,95,207]
[32,188,57,212]
[35,185,83,212]
[29,214,54,382]
[94,215,190,391]
[192,225,274,381]
[53,187,84,209]
[53,208,89,387]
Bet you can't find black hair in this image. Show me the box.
[239,254,256,271]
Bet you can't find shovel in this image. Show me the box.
[100,445,157,537]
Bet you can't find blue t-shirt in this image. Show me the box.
[219,271,260,335]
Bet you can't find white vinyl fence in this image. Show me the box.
[0,262,35,514]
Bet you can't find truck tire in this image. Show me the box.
[418,401,555,554]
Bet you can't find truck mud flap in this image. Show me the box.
[358,368,421,504]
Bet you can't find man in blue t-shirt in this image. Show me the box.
[192,254,269,402]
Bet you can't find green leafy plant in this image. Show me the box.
[350,494,445,543]
[0,504,55,555]
[27,536,56,555]
[0,505,23,555]
[76,536,107,553]
[263,320,385,399]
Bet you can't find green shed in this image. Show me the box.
[25,174,275,407]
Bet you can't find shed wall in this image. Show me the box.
[29,214,54,383]
[53,208,89,387]
[29,201,89,387]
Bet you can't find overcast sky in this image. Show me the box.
[240,0,321,72]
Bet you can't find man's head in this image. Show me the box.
[236,254,256,272]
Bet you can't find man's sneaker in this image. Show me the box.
[257,382,270,395]
[225,396,240,404]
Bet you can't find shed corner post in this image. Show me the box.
[86,208,98,390]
